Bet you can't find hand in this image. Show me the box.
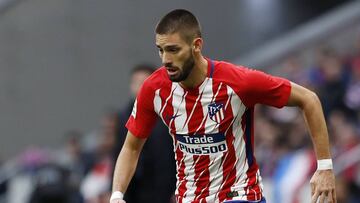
[310,170,336,203]
[110,199,126,203]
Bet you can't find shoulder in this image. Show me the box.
[212,60,252,84]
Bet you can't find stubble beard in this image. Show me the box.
[169,54,195,82]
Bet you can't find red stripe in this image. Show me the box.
[159,85,188,199]
[217,131,236,202]
[184,91,204,135]
[159,86,175,133]
[178,195,183,203]
[218,85,233,133]
[214,84,238,202]
[184,90,211,202]
[176,150,187,202]
[193,155,210,202]
[241,109,262,201]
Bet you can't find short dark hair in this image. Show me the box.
[155,9,201,44]
[131,64,155,75]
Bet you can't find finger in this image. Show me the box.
[327,190,333,203]
[311,183,315,196]
[111,200,126,203]
[311,190,320,203]
[332,189,337,203]
[319,192,326,203]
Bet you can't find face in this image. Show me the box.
[156,33,195,82]
[130,70,152,97]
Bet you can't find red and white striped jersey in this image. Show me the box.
[126,59,291,203]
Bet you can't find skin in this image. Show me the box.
[111,32,336,203]
[156,32,208,89]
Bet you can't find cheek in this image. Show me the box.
[175,50,192,66]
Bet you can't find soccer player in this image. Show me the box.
[111,9,336,203]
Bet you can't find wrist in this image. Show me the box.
[317,159,333,170]
[110,191,124,202]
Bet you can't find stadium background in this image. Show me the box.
[0,0,360,202]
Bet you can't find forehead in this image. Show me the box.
[155,33,188,47]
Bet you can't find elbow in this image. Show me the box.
[288,82,323,111]
[301,90,321,111]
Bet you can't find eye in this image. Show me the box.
[168,47,180,53]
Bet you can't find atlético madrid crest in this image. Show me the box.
[208,102,224,123]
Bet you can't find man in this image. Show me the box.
[111,9,336,203]
[112,65,175,203]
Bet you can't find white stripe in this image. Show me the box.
[205,154,226,203]
[227,86,249,199]
[184,78,216,202]
[194,78,214,134]
[174,151,187,195]
[171,83,196,200]
[159,84,177,116]
[153,89,162,115]
[213,82,223,101]
[181,155,197,201]
[196,78,223,203]
[131,99,137,119]
[172,83,188,134]
[202,81,226,202]
[216,113,221,123]
[183,79,208,130]
[220,108,224,120]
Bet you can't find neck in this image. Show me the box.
[180,56,208,89]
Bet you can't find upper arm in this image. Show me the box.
[232,68,291,108]
[126,80,158,138]
[122,131,147,153]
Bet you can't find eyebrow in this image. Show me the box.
[156,44,180,49]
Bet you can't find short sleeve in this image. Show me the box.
[125,81,158,139]
[236,68,291,108]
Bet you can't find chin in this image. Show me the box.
[169,76,181,82]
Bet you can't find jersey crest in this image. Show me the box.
[208,102,224,123]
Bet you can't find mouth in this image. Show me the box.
[166,67,179,77]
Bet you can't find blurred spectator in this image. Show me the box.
[6,147,50,203]
[80,112,117,203]
[336,176,360,203]
[254,112,282,178]
[0,179,6,202]
[112,64,176,203]
[56,130,95,203]
[328,110,360,186]
[279,56,308,87]
[29,163,71,203]
[272,148,316,203]
[268,113,315,203]
[311,48,350,117]
[344,58,360,111]
[344,36,360,123]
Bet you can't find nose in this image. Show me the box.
[161,52,172,66]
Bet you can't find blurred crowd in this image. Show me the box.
[0,65,176,203]
[1,35,360,203]
[255,34,360,202]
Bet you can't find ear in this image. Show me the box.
[192,38,203,53]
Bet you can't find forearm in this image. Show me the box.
[301,92,331,160]
[287,82,332,160]
[287,82,336,202]
[112,146,140,193]
[112,132,146,194]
